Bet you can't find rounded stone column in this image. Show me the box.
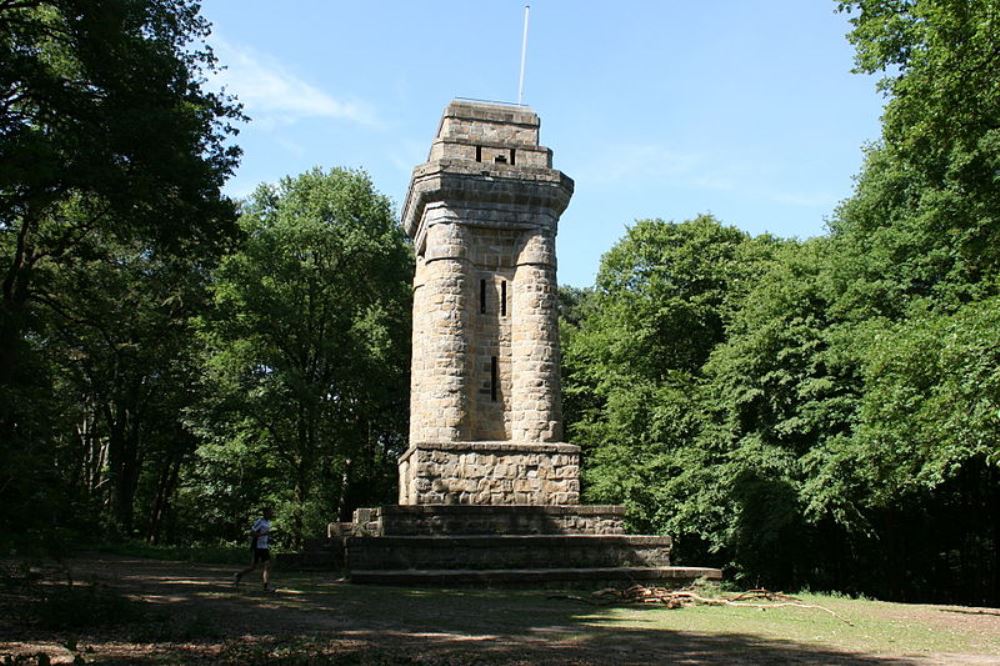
[407,255,428,444]
[511,230,562,442]
[410,217,470,442]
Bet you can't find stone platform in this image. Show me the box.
[349,566,722,585]
[353,504,624,536]
[347,534,672,571]
[337,504,722,585]
[398,442,581,506]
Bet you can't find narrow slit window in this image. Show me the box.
[480,279,486,313]
[475,145,482,162]
[490,356,498,402]
[510,148,516,165]
[501,280,507,316]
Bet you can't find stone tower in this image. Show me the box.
[336,101,721,586]
[397,100,580,506]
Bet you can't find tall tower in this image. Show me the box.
[398,100,578,505]
[345,100,720,588]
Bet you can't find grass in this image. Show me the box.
[271,573,1000,660]
[575,593,997,657]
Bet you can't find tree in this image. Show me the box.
[0,0,241,543]
[562,216,778,542]
[832,0,1000,314]
[35,224,213,537]
[193,168,412,545]
[0,0,242,389]
[702,238,863,585]
[819,0,1000,600]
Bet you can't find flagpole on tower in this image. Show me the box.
[518,4,530,105]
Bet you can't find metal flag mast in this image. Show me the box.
[517,4,530,105]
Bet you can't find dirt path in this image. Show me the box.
[2,555,998,664]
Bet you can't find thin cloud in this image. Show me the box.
[575,142,704,186]
[209,36,378,128]
[576,141,838,211]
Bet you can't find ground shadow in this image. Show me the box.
[0,556,951,664]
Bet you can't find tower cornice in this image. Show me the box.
[402,162,574,240]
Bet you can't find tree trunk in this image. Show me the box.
[336,457,352,523]
[105,398,143,535]
[0,211,38,389]
[147,457,181,545]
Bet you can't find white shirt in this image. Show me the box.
[252,518,271,549]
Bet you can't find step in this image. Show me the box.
[276,536,347,570]
[346,534,673,571]
[354,504,626,536]
[348,566,723,585]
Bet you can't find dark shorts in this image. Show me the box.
[252,547,270,563]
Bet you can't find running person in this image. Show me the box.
[234,507,274,591]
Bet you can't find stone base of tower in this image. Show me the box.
[352,504,626,536]
[398,442,581,506]
[331,504,722,585]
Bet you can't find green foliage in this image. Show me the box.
[834,0,1000,312]
[191,168,413,544]
[96,540,250,565]
[852,298,1000,500]
[0,0,241,543]
[564,216,779,542]
[1,0,242,378]
[562,2,1000,602]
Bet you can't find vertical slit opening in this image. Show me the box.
[475,145,482,162]
[490,356,498,402]
[501,281,507,316]
[480,279,486,313]
[510,148,516,165]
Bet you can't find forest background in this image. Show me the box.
[1,0,997,606]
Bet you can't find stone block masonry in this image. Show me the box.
[397,442,580,506]
[347,535,673,572]
[399,100,575,505]
[352,505,626,537]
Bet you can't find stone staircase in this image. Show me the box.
[327,504,722,585]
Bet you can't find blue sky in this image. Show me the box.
[201,1,884,287]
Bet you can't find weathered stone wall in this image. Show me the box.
[408,220,471,443]
[400,100,575,506]
[347,535,673,572]
[511,230,561,442]
[352,505,625,537]
[399,442,580,506]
